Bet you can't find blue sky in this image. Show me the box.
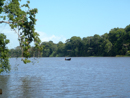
[1,0,130,49]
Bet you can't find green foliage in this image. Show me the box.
[64,36,82,56]
[41,41,57,57]
[125,24,130,33]
[0,33,10,73]
[0,0,43,73]
[9,24,130,57]
[126,50,130,56]
[0,0,5,14]
[21,58,31,64]
[56,41,65,56]
[9,46,22,57]
[0,0,43,65]
[108,28,127,55]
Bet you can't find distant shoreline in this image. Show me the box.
[9,56,130,58]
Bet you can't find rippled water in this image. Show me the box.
[0,57,130,98]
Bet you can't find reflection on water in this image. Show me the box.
[0,75,46,98]
[0,57,130,98]
[0,75,10,97]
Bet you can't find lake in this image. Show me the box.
[0,57,130,98]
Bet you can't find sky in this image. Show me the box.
[0,0,130,49]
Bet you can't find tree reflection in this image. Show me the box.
[0,75,44,97]
[20,76,44,97]
[0,75,10,97]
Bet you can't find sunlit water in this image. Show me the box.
[0,57,130,98]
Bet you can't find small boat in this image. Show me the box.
[65,58,71,61]
[0,89,2,94]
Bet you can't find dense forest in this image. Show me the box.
[9,24,130,57]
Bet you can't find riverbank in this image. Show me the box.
[116,55,130,57]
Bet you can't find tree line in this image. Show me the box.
[9,24,130,57]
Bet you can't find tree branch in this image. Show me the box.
[0,21,21,38]
[17,15,26,23]
[13,28,21,39]
[0,21,12,24]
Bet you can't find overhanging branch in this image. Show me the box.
[0,20,21,39]
[0,21,12,24]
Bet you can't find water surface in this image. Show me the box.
[0,57,130,98]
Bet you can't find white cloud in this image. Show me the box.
[37,30,66,43]
[0,25,66,49]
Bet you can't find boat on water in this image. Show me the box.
[65,58,71,61]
